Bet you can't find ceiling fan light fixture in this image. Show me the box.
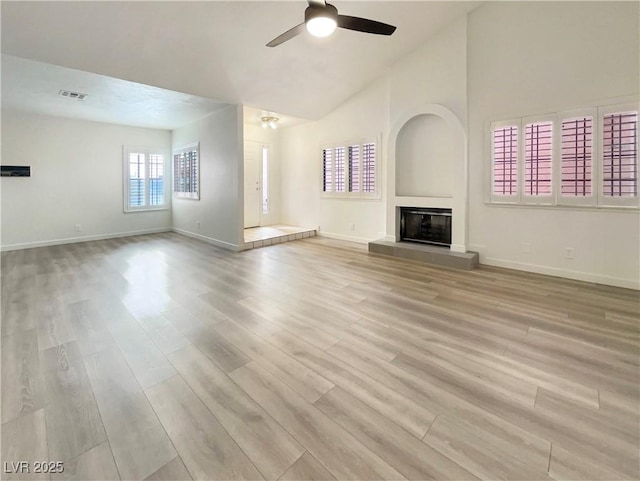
[306,16,337,37]
[304,3,338,38]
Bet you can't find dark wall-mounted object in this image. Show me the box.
[1,166,31,177]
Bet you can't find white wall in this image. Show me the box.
[1,111,171,250]
[467,1,640,288]
[280,78,390,242]
[244,122,281,226]
[171,105,244,249]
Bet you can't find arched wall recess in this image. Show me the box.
[395,114,454,197]
[386,103,468,253]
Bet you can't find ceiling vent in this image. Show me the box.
[58,90,87,101]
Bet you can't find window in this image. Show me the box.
[322,140,377,198]
[123,146,167,212]
[173,142,199,200]
[489,101,638,208]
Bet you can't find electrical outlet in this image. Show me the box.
[520,242,531,254]
[74,224,81,232]
[349,223,355,231]
[565,247,575,259]
[196,220,201,229]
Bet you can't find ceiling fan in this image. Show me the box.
[266,0,397,47]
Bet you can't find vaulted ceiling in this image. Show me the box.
[1,1,479,120]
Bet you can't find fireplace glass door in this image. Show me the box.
[400,208,452,246]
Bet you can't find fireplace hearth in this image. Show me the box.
[400,207,452,247]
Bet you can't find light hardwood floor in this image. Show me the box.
[1,233,638,480]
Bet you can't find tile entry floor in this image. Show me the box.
[244,224,316,249]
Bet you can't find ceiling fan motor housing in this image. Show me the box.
[305,2,338,23]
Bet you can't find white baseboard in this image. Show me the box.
[483,256,640,290]
[317,231,372,244]
[171,228,242,251]
[0,227,172,252]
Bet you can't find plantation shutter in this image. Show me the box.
[492,125,518,197]
[524,121,553,196]
[362,143,376,193]
[603,111,638,197]
[129,152,145,207]
[322,148,333,192]
[561,117,593,197]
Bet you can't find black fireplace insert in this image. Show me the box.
[400,207,452,247]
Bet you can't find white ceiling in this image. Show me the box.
[1,55,228,130]
[1,1,479,121]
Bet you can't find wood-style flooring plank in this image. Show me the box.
[278,452,336,481]
[40,342,107,462]
[229,362,405,481]
[321,336,552,474]
[84,348,177,480]
[106,322,177,390]
[67,300,118,357]
[145,375,264,481]
[34,297,76,351]
[1,409,49,481]
[51,442,120,481]
[392,352,637,478]
[1,329,44,424]
[212,321,334,403]
[534,388,639,447]
[145,457,192,481]
[168,345,305,480]
[423,416,553,481]
[315,387,477,480]
[270,330,435,438]
[548,444,628,480]
[182,325,251,373]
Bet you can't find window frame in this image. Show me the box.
[173,142,200,201]
[321,138,380,200]
[122,145,169,213]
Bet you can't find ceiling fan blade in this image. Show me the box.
[337,15,396,36]
[266,23,306,47]
[307,0,327,6]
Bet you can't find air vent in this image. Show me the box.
[58,90,87,101]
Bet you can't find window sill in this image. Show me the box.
[484,202,639,213]
[124,206,169,213]
[320,194,381,201]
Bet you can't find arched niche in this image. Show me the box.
[387,104,468,253]
[395,114,453,197]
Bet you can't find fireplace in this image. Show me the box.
[400,207,452,247]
